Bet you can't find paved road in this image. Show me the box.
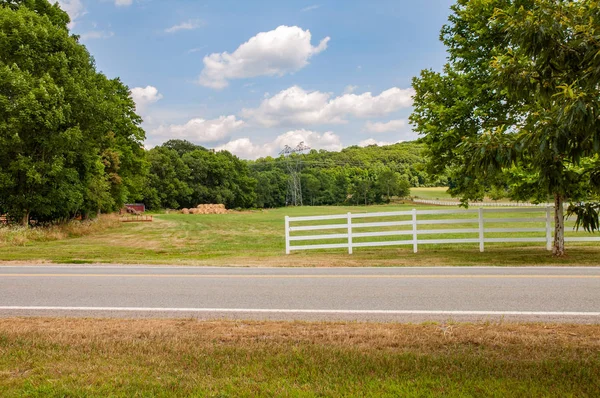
[1,265,600,323]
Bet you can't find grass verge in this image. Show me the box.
[0,205,598,266]
[1,318,599,396]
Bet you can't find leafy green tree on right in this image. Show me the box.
[411,0,600,256]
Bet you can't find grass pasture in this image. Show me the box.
[1,318,599,396]
[0,204,598,266]
[410,187,454,200]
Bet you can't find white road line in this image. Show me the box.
[0,306,599,316]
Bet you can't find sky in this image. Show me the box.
[57,0,455,159]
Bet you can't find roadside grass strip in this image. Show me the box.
[0,319,599,396]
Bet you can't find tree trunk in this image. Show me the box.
[21,209,29,227]
[553,193,565,256]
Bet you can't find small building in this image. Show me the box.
[125,204,146,213]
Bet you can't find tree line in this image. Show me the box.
[142,140,433,211]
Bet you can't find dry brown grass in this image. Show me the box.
[0,215,120,247]
[2,318,599,360]
[2,318,600,396]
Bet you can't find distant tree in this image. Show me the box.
[143,147,191,209]
[301,173,321,206]
[163,140,206,157]
[376,168,410,201]
[183,149,256,209]
[254,169,287,208]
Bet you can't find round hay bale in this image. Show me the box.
[181,208,190,214]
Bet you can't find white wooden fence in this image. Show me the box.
[284,208,600,254]
[412,199,553,207]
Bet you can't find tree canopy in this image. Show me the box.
[411,0,600,255]
[0,0,146,224]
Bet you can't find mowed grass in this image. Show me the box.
[0,204,599,266]
[1,318,599,397]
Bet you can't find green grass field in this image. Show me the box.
[1,204,599,266]
[1,318,599,397]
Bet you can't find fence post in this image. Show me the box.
[478,207,484,252]
[546,206,552,251]
[412,209,418,253]
[285,216,290,255]
[347,212,353,254]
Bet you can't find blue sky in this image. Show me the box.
[59,0,455,158]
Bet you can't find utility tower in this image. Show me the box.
[280,142,310,206]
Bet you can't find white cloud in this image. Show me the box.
[216,129,342,159]
[198,25,330,89]
[57,0,85,27]
[241,86,415,127]
[215,138,270,159]
[273,129,342,152]
[80,30,114,40]
[301,4,321,12]
[364,119,406,134]
[130,86,163,113]
[165,20,203,34]
[115,0,133,5]
[150,116,245,143]
[358,138,398,147]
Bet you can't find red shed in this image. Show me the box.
[125,204,146,213]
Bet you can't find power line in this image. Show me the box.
[279,142,311,206]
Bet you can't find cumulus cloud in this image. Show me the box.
[241,86,415,127]
[215,138,269,159]
[273,129,342,152]
[216,129,342,159]
[198,26,330,89]
[364,119,406,133]
[150,116,245,143]
[165,20,203,34]
[130,86,163,113]
[358,138,398,147]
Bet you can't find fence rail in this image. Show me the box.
[284,208,600,254]
[411,199,553,207]
[119,215,153,223]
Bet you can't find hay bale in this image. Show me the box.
[181,208,190,214]
[192,203,228,214]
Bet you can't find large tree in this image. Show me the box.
[0,0,145,224]
[411,0,600,255]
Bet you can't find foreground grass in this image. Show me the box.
[0,204,598,266]
[0,318,599,396]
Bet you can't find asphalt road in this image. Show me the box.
[1,265,600,323]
